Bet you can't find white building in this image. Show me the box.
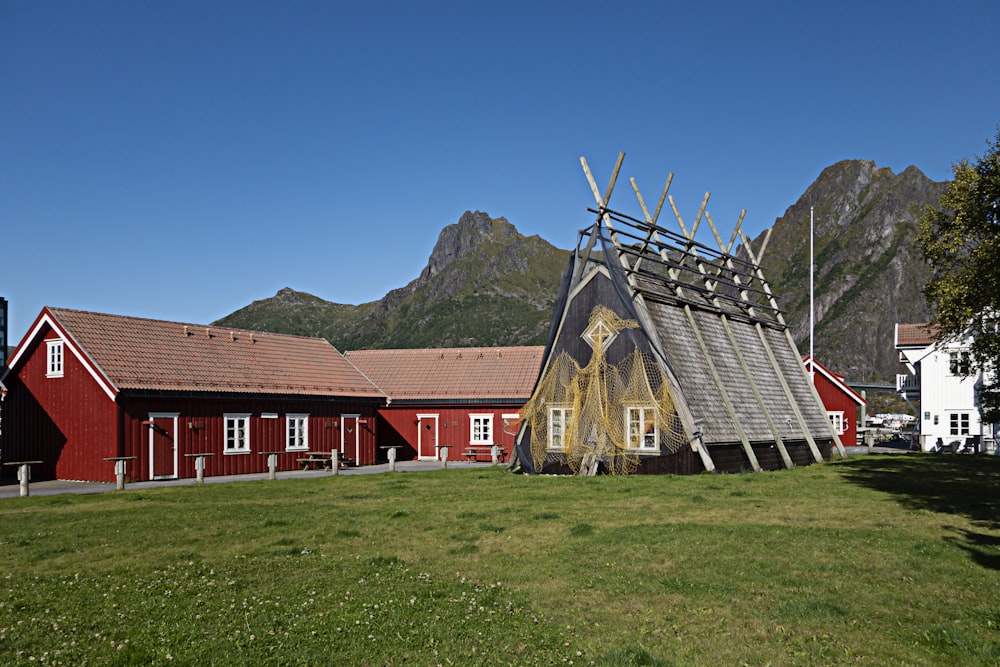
[895,323,992,452]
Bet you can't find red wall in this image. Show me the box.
[3,327,380,482]
[814,375,862,447]
[375,403,523,460]
[3,332,119,482]
[118,397,380,481]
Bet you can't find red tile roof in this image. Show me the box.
[43,308,384,398]
[345,346,544,401]
[895,322,938,348]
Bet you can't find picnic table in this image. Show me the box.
[462,444,505,463]
[297,451,353,471]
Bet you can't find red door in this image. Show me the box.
[417,415,438,460]
[150,416,177,479]
[341,415,359,463]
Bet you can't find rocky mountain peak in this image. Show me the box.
[423,211,516,279]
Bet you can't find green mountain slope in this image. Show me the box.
[214,211,569,350]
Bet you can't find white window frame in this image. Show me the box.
[548,406,573,451]
[286,414,309,451]
[469,413,494,445]
[949,412,970,436]
[224,413,251,454]
[46,339,64,378]
[828,411,846,435]
[949,351,971,376]
[626,406,658,451]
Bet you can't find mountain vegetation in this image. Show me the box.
[215,211,568,350]
[216,161,947,385]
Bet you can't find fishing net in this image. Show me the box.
[521,305,688,475]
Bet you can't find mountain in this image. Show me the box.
[754,160,947,382]
[215,211,569,350]
[216,161,947,385]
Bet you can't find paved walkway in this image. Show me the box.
[0,459,499,499]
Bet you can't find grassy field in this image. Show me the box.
[1,454,998,666]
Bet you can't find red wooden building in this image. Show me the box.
[1,308,384,482]
[804,356,866,448]
[344,346,543,462]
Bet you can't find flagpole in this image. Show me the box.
[810,206,815,379]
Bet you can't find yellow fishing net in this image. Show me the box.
[521,305,688,475]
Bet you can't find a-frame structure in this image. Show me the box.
[514,154,845,474]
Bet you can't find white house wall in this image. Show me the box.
[913,342,990,451]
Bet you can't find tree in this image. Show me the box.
[917,127,1000,422]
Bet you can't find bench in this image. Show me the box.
[297,452,353,470]
[462,444,505,463]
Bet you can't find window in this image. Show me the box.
[949,351,971,376]
[548,407,573,451]
[828,411,846,435]
[286,414,309,451]
[46,339,64,378]
[626,406,658,451]
[470,414,493,444]
[949,412,970,436]
[224,414,251,453]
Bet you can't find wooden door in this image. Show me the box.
[417,415,438,460]
[149,415,177,479]
[341,415,359,463]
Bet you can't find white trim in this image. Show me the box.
[148,412,179,480]
[827,410,846,435]
[625,405,658,452]
[10,312,119,401]
[340,413,361,462]
[45,339,64,377]
[285,413,309,451]
[224,413,252,454]
[547,406,572,451]
[416,413,439,461]
[469,413,494,445]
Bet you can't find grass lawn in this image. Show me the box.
[1,454,998,666]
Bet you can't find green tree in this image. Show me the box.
[917,127,1000,422]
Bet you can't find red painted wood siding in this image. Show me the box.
[3,332,119,482]
[375,404,523,460]
[118,397,379,480]
[814,376,861,447]
[3,326,380,482]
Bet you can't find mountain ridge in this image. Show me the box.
[216,160,947,384]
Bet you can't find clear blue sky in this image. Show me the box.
[3,1,999,343]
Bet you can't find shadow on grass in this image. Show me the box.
[837,454,1000,569]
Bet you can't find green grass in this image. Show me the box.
[1,455,999,665]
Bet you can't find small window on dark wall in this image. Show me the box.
[46,339,64,378]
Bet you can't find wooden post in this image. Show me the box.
[331,450,339,475]
[267,453,277,480]
[115,459,126,490]
[4,461,43,497]
[440,446,448,469]
[18,463,30,497]
[195,455,206,484]
[388,446,397,472]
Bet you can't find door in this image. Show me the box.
[148,413,178,480]
[341,415,360,463]
[417,414,438,460]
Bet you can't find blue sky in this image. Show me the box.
[2,1,999,343]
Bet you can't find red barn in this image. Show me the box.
[345,346,543,462]
[1,308,384,482]
[803,356,866,448]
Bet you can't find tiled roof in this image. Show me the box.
[895,322,938,348]
[44,308,384,398]
[345,346,544,401]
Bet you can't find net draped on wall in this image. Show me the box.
[520,306,688,475]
